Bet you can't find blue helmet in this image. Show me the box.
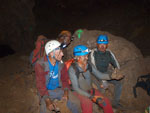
[97,35,108,44]
[73,45,90,56]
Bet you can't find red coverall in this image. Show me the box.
[61,64,114,113]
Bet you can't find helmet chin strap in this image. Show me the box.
[46,50,57,64]
[52,49,56,59]
[47,54,56,66]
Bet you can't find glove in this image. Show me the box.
[96,97,106,106]
[90,96,106,106]
[111,68,124,80]
[91,96,102,102]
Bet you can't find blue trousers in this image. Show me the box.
[92,71,123,104]
[107,80,122,104]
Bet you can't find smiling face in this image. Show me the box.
[78,54,88,64]
[49,48,64,61]
[54,49,64,61]
[63,35,71,45]
[55,49,64,61]
[58,31,72,46]
[97,43,107,52]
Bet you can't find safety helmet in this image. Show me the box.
[97,35,108,44]
[45,40,61,56]
[73,45,90,56]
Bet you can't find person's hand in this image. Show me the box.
[45,98,56,111]
[116,74,124,80]
[90,95,107,106]
[62,90,68,101]
[111,68,124,80]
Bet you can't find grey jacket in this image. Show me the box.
[68,62,110,98]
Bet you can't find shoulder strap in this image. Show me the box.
[33,39,48,60]
[71,62,92,79]
[40,38,48,57]
[71,63,80,79]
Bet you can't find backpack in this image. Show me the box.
[31,35,48,66]
[133,73,150,98]
[61,58,92,89]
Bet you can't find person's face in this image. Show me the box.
[59,35,71,46]
[78,54,88,64]
[97,43,107,52]
[50,49,64,61]
[55,49,64,61]
[64,35,71,45]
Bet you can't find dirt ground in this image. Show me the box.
[0,1,150,113]
[0,54,39,113]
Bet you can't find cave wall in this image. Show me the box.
[0,0,35,52]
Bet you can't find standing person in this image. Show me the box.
[35,40,78,113]
[90,34,124,109]
[68,45,114,113]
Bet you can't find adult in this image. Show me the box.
[90,34,124,109]
[35,40,78,113]
[68,45,114,113]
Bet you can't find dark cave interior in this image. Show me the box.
[0,0,150,57]
[0,45,15,58]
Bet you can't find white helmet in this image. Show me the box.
[45,40,61,56]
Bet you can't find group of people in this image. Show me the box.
[34,30,124,113]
